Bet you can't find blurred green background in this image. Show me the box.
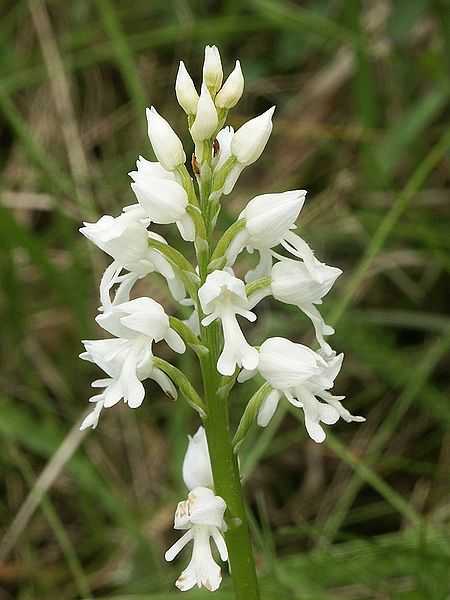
[1,0,449,598]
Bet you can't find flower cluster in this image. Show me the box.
[80,44,365,592]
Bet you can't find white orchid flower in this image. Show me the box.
[198,270,258,376]
[165,487,228,592]
[254,337,365,442]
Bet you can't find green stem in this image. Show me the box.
[196,168,260,598]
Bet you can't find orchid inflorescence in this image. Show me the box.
[80,45,364,593]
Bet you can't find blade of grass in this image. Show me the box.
[94,0,151,131]
[317,329,450,546]
[329,127,450,326]
[6,443,92,599]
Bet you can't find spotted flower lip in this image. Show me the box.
[165,487,228,592]
[198,270,258,376]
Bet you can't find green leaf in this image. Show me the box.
[152,357,206,418]
[232,382,273,451]
[168,316,209,358]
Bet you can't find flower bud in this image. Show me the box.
[240,190,306,248]
[203,45,223,92]
[215,60,244,109]
[231,106,275,166]
[175,61,199,115]
[146,107,186,171]
[190,84,218,142]
[182,426,214,491]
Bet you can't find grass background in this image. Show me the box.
[0,0,449,598]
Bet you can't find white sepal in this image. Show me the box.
[257,389,282,427]
[131,176,187,223]
[258,337,325,390]
[96,297,185,355]
[271,258,341,354]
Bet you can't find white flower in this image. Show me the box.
[165,487,228,592]
[231,106,275,166]
[225,189,305,279]
[80,336,177,426]
[226,189,336,285]
[182,426,214,491]
[176,61,199,115]
[129,155,176,182]
[256,338,365,442]
[190,84,218,143]
[215,60,244,109]
[80,207,149,266]
[96,297,185,354]
[214,107,275,195]
[130,169,195,242]
[271,258,342,355]
[202,45,223,92]
[198,270,258,376]
[146,107,186,171]
[241,190,306,248]
[80,210,185,309]
[81,299,184,416]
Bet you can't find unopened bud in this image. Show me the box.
[203,45,223,92]
[175,61,199,115]
[231,106,275,166]
[182,426,214,491]
[190,84,219,142]
[215,60,244,109]
[146,107,186,171]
